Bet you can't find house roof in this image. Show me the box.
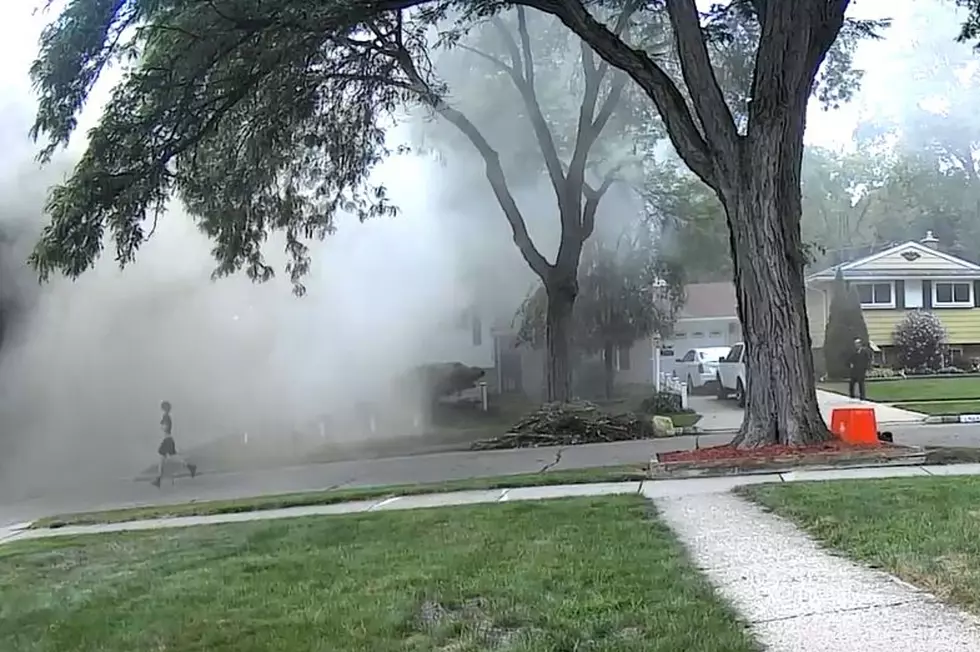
[807,239,980,282]
[678,282,738,320]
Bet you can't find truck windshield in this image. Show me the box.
[725,344,743,362]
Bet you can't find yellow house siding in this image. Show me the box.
[805,286,829,347]
[864,309,980,345]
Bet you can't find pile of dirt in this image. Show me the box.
[471,401,655,450]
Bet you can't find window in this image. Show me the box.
[934,281,972,307]
[692,331,705,338]
[673,331,687,339]
[617,345,632,371]
[724,343,743,363]
[680,350,696,362]
[709,331,723,338]
[855,282,894,308]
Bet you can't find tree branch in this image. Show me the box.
[491,11,566,205]
[749,0,848,135]
[516,7,536,90]
[665,0,739,154]
[455,44,513,74]
[592,72,627,134]
[390,36,551,279]
[581,167,619,240]
[524,0,717,188]
[563,1,638,251]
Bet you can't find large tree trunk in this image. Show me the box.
[544,274,577,403]
[724,124,832,448]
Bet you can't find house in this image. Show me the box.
[488,282,745,397]
[662,282,742,359]
[493,325,653,400]
[806,232,980,362]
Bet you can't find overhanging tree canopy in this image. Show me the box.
[31,0,893,446]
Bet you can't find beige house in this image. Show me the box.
[806,232,980,362]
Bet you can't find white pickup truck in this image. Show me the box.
[715,342,747,407]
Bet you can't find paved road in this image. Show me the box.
[1,423,978,527]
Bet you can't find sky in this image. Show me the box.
[0,0,972,492]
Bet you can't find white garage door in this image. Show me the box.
[658,326,731,376]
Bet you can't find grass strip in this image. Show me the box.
[33,464,650,529]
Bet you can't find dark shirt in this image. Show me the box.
[161,413,172,436]
[849,347,873,378]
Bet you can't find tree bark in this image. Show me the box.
[544,273,577,402]
[602,340,615,400]
[723,123,832,448]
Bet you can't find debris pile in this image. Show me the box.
[471,401,655,450]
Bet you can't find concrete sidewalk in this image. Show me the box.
[817,389,926,424]
[657,492,980,651]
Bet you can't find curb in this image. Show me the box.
[923,414,980,424]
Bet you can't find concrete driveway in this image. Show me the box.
[691,390,925,431]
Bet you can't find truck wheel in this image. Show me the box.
[687,374,695,394]
[736,379,746,408]
[716,374,727,399]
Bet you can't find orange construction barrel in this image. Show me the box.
[830,407,879,445]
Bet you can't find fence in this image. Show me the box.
[656,372,690,410]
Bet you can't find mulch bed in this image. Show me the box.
[653,440,924,477]
[658,440,891,464]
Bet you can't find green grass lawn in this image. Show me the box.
[820,375,980,402]
[897,400,980,415]
[34,465,652,528]
[739,476,980,613]
[1,496,759,652]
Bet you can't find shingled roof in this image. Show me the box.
[679,282,738,319]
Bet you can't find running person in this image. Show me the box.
[152,400,197,487]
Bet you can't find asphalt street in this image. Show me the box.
[1,422,979,527]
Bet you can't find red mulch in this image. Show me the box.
[658,440,889,464]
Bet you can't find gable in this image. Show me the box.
[809,241,980,281]
[849,242,980,273]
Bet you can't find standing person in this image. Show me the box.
[152,400,197,487]
[848,338,873,400]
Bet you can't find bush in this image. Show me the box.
[867,367,897,379]
[639,391,691,415]
[949,352,977,372]
[823,271,869,379]
[892,310,947,371]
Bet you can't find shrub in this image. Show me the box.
[949,352,977,372]
[867,367,897,379]
[823,271,869,379]
[892,310,947,370]
[639,391,692,415]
